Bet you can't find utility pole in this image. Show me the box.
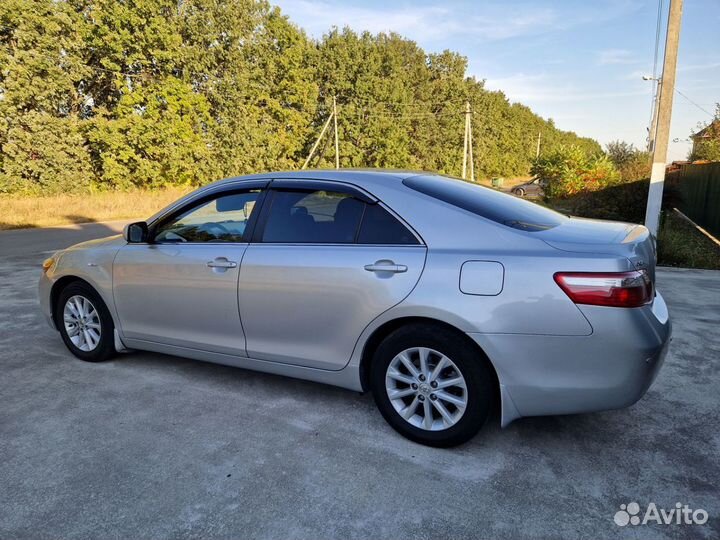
[645,0,683,236]
[644,75,662,152]
[647,81,660,152]
[468,108,475,182]
[333,96,340,169]
[647,98,658,153]
[535,131,541,158]
[462,101,470,179]
[302,111,334,169]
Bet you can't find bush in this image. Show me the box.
[691,134,720,162]
[605,140,651,181]
[617,152,651,181]
[531,145,620,198]
[0,113,93,195]
[547,179,682,224]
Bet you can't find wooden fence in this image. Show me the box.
[667,162,720,238]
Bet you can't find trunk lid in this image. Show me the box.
[535,217,656,281]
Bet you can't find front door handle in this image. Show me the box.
[207,257,237,269]
[364,260,408,274]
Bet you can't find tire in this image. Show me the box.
[514,188,525,197]
[55,281,116,362]
[370,324,495,447]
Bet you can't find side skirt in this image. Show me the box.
[121,338,364,392]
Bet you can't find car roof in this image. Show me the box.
[145,169,435,225]
[212,169,430,187]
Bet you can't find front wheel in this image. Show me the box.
[55,281,116,362]
[370,325,495,447]
[513,187,525,197]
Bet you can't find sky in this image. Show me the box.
[272,0,720,161]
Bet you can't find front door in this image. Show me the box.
[113,187,263,356]
[238,184,427,370]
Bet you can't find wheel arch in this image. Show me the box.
[50,276,112,328]
[358,316,501,410]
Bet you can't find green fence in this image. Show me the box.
[667,162,720,238]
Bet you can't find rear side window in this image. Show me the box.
[403,175,567,231]
[358,204,419,245]
[260,188,419,245]
[262,190,364,243]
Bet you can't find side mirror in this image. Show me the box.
[123,221,149,243]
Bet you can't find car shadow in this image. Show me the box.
[63,214,99,224]
[108,347,605,452]
[0,219,127,259]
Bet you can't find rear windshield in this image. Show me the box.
[403,175,567,231]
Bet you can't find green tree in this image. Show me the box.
[606,140,638,167]
[531,145,620,198]
[690,104,720,161]
[0,0,608,195]
[606,140,650,181]
[0,0,93,193]
[0,112,92,194]
[86,77,218,189]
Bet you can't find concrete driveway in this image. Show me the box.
[1,224,719,539]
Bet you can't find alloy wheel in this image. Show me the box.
[63,295,102,352]
[385,347,468,431]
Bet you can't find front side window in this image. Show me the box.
[154,190,261,243]
[262,189,364,243]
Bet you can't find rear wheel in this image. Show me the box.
[55,281,116,362]
[370,324,495,447]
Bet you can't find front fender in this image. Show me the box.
[42,240,124,333]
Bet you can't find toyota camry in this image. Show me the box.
[39,170,671,447]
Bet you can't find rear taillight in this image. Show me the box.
[554,270,653,308]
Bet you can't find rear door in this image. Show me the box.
[113,185,265,355]
[238,180,427,370]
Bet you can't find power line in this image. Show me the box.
[334,94,467,108]
[347,110,462,120]
[647,0,664,151]
[651,0,664,81]
[674,88,715,118]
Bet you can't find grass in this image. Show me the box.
[0,188,192,230]
[657,210,720,270]
[1,177,528,231]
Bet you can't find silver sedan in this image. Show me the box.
[39,170,671,447]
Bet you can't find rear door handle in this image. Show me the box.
[207,257,237,269]
[364,261,408,274]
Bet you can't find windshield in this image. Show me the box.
[403,174,567,231]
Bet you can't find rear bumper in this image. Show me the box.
[469,291,672,426]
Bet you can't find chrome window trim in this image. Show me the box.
[142,177,425,247]
[146,179,270,229]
